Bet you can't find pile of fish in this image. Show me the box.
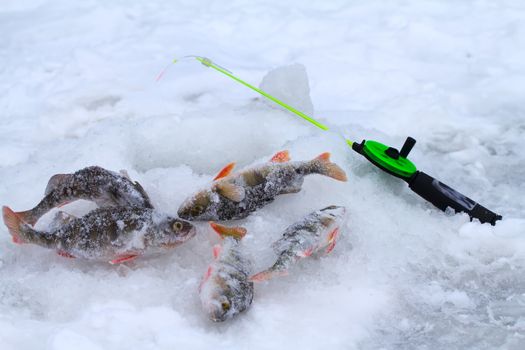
[2,151,348,322]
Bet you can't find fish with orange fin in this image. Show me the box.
[2,206,195,264]
[14,166,153,226]
[199,222,253,322]
[250,205,346,282]
[178,151,347,221]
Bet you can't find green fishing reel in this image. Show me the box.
[352,137,502,225]
[351,137,417,179]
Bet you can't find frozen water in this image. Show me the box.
[0,1,524,349]
[259,63,315,117]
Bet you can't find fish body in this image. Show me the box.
[251,205,346,281]
[2,206,195,263]
[16,166,153,226]
[178,152,347,221]
[200,223,253,322]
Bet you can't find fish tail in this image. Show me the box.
[15,194,62,227]
[14,209,37,226]
[310,152,347,182]
[2,206,27,244]
[250,268,288,282]
[209,222,247,240]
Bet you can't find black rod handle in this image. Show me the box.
[408,171,502,225]
[400,137,416,158]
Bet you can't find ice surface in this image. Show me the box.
[0,1,524,349]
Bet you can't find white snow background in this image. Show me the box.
[1,0,524,349]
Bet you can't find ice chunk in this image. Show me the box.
[259,63,315,117]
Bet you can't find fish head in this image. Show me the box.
[151,217,196,248]
[319,205,347,226]
[177,190,214,220]
[200,272,253,322]
[207,294,234,322]
[320,205,346,217]
[200,275,236,322]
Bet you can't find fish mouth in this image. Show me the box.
[174,225,197,244]
[184,226,197,239]
[209,308,228,322]
[161,225,196,249]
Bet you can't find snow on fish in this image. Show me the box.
[251,205,346,282]
[2,206,195,264]
[178,151,347,221]
[199,222,253,322]
[47,211,77,231]
[13,166,153,226]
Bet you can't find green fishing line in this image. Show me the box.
[193,56,353,145]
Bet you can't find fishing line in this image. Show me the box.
[157,56,346,138]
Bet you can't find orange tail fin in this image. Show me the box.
[2,206,26,244]
[313,152,347,182]
[209,222,247,240]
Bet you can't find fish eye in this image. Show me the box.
[172,221,183,231]
[221,301,231,312]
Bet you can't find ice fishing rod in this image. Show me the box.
[163,56,502,225]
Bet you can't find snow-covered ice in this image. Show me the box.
[1,0,524,349]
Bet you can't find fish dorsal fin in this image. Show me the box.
[209,222,247,240]
[213,162,235,181]
[212,244,222,259]
[270,150,290,163]
[45,174,70,195]
[119,169,131,180]
[315,152,331,162]
[215,182,245,202]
